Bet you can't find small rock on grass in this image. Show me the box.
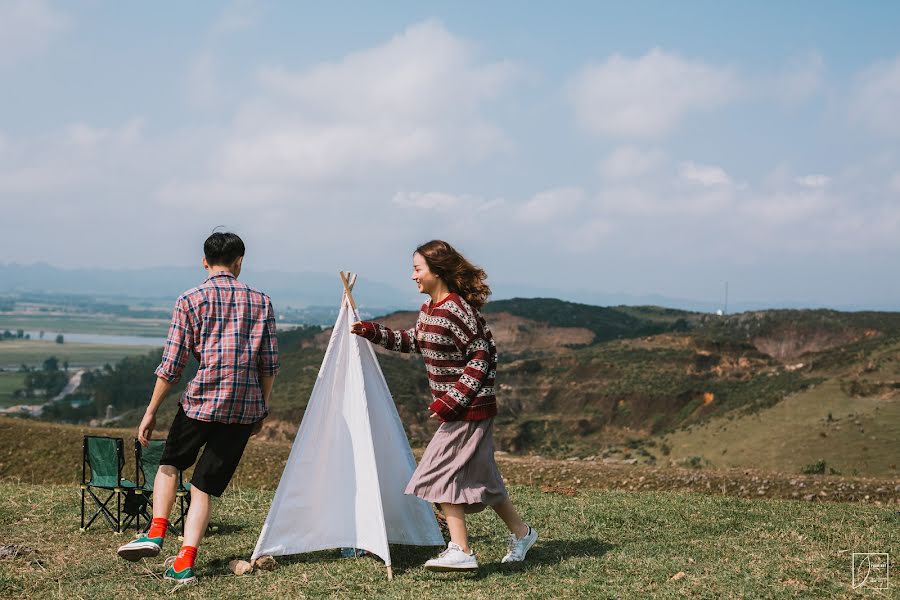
[253,555,278,571]
[670,571,686,581]
[229,559,252,576]
[0,545,37,558]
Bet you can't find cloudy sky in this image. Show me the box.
[2,1,899,309]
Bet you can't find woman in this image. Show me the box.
[351,240,537,572]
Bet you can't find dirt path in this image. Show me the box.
[49,370,84,403]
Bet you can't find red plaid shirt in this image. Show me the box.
[155,271,279,424]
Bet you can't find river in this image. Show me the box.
[23,331,167,347]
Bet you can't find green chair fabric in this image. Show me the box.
[80,436,138,533]
[133,439,190,535]
[136,439,166,492]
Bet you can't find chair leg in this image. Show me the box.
[80,488,85,531]
[84,489,118,531]
[179,495,187,537]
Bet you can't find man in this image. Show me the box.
[116,231,279,587]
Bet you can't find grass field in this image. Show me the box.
[0,340,157,370]
[658,337,900,478]
[660,380,900,477]
[0,372,26,407]
[0,313,168,337]
[0,481,895,599]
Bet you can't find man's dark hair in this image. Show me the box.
[204,231,245,265]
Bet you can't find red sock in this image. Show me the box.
[148,517,168,539]
[173,546,198,572]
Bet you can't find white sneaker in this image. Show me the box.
[424,542,479,572]
[502,526,538,563]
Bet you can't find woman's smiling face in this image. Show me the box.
[411,252,440,295]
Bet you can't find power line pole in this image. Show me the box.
[724,281,729,315]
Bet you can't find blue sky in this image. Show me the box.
[1,1,899,309]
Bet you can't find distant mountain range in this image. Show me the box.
[0,262,414,311]
[1,262,897,313]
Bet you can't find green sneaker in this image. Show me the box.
[164,557,197,587]
[117,534,163,562]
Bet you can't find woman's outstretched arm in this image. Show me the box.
[351,316,421,354]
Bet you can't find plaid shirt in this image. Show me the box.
[155,271,279,424]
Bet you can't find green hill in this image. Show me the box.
[484,298,695,343]
[18,298,900,477]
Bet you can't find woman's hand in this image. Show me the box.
[428,412,441,420]
[350,321,365,336]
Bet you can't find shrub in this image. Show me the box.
[801,460,827,475]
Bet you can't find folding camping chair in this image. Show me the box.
[80,436,139,533]
[134,439,191,536]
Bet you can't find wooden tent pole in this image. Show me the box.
[339,271,359,318]
[387,565,393,581]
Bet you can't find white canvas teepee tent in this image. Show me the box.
[252,272,444,579]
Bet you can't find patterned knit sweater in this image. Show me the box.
[358,293,497,421]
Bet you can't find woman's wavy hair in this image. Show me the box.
[415,240,491,309]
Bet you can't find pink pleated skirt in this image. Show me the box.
[405,417,508,514]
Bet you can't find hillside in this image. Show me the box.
[13,298,900,477]
[2,417,897,505]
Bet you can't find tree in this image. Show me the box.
[16,329,24,339]
[63,360,69,372]
[43,357,59,372]
[55,334,64,344]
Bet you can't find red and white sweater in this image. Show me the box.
[357,293,498,422]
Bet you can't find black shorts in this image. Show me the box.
[159,405,258,497]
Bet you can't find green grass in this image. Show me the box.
[0,481,895,599]
[659,379,900,477]
[0,340,156,369]
[484,298,694,343]
[0,372,26,407]
[0,313,168,337]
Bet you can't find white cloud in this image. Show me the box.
[770,52,825,105]
[184,2,260,110]
[255,21,517,123]
[393,191,463,211]
[597,181,734,218]
[890,173,900,194]
[65,118,144,148]
[794,174,830,188]
[600,146,665,179]
[568,49,739,138]
[0,0,68,66]
[177,20,519,192]
[185,51,219,109]
[516,187,584,222]
[212,0,259,35]
[562,219,612,253]
[679,161,732,186]
[850,54,900,137]
[739,189,829,226]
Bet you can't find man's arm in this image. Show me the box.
[251,374,276,436]
[141,298,193,446]
[138,377,174,447]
